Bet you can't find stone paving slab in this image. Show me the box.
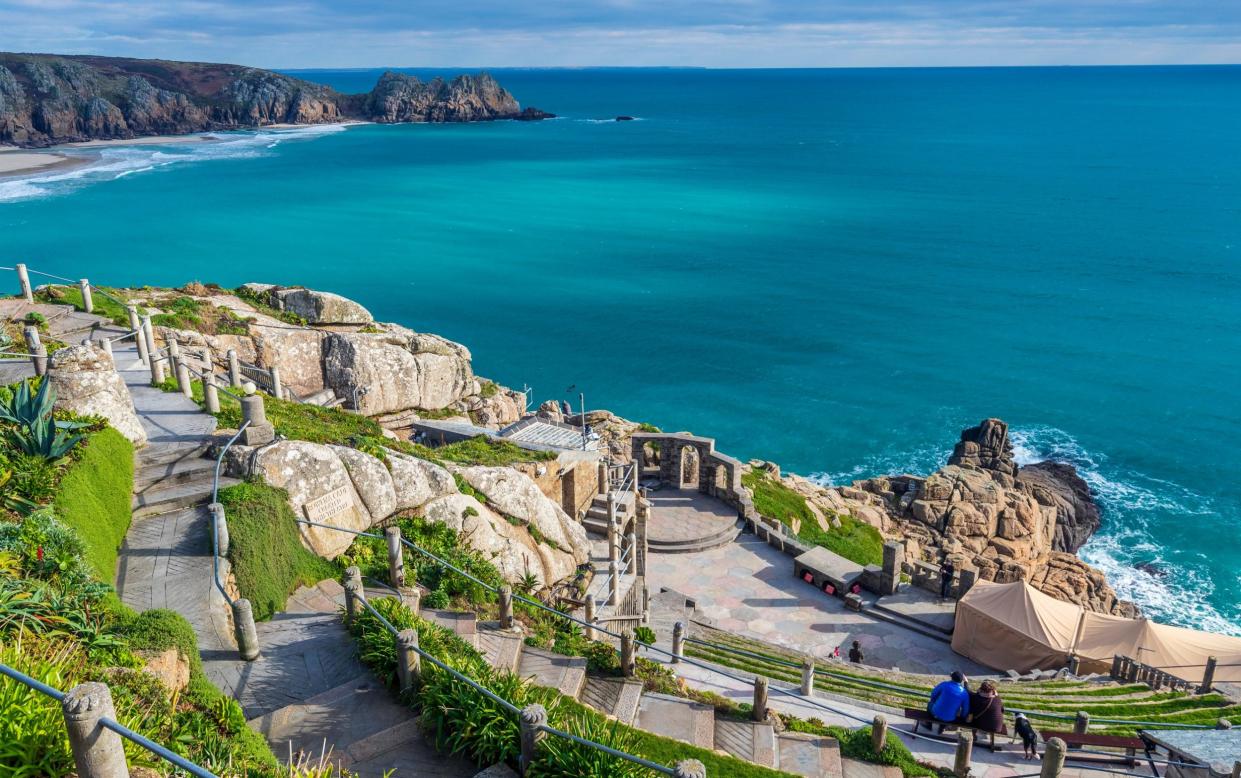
[646,488,738,545]
[873,588,957,634]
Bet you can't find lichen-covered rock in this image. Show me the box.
[387,451,457,510]
[467,385,524,428]
[322,331,474,414]
[49,344,147,445]
[138,647,189,694]
[272,288,373,325]
[250,324,326,397]
[331,445,397,521]
[250,441,370,559]
[459,466,590,565]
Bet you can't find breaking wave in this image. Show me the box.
[0,124,348,203]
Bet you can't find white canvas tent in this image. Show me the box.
[953,580,1241,683]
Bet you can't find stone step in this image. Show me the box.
[635,692,715,749]
[778,732,844,777]
[135,455,218,492]
[647,524,741,554]
[589,491,636,512]
[863,604,952,644]
[422,608,479,640]
[132,476,236,518]
[714,718,777,768]
[135,441,213,468]
[336,716,476,775]
[515,645,587,699]
[47,310,105,340]
[840,756,902,778]
[578,676,643,726]
[477,628,525,673]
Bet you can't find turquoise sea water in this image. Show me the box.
[3,67,1240,634]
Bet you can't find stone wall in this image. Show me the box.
[629,431,750,518]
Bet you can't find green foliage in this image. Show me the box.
[0,509,92,588]
[150,295,252,336]
[741,468,883,566]
[234,284,308,326]
[51,427,134,579]
[5,453,61,503]
[633,625,657,645]
[479,380,500,399]
[217,480,339,621]
[36,283,136,327]
[636,422,661,433]
[786,720,938,778]
[433,436,556,466]
[532,712,651,778]
[0,379,86,462]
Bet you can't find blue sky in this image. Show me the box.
[1,1,1238,68]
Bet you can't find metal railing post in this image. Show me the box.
[396,628,421,693]
[752,676,769,722]
[953,731,972,778]
[15,263,33,303]
[672,621,684,664]
[62,681,129,778]
[1040,737,1066,778]
[386,526,405,588]
[79,278,94,314]
[232,599,260,661]
[498,584,514,629]
[227,348,242,387]
[22,325,47,376]
[518,703,547,776]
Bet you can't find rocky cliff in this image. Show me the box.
[777,418,1135,616]
[0,53,550,148]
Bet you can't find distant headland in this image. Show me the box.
[0,53,554,148]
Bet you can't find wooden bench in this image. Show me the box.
[1042,731,1148,766]
[904,708,1008,751]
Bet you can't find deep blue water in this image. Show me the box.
[3,66,1240,633]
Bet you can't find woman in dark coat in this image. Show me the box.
[966,680,1005,733]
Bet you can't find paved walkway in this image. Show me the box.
[646,487,737,545]
[646,532,988,675]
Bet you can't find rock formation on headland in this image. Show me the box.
[775,419,1135,616]
[0,53,552,148]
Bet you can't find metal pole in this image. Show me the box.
[580,391,586,450]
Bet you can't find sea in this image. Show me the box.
[2,66,1239,635]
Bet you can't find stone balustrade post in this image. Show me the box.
[269,365,283,400]
[226,348,242,387]
[598,461,609,496]
[62,681,129,778]
[79,278,94,314]
[396,628,421,693]
[1041,737,1066,778]
[175,358,192,399]
[99,337,113,361]
[1074,711,1089,735]
[953,732,973,778]
[385,526,405,588]
[209,502,229,556]
[1200,656,1218,694]
[672,621,684,664]
[608,560,620,606]
[204,370,221,414]
[22,325,47,376]
[343,566,364,627]
[240,384,275,446]
[625,530,637,575]
[15,263,33,303]
[499,584,514,629]
[583,597,596,641]
[752,677,769,722]
[620,631,636,678]
[232,598,260,661]
[142,315,164,385]
[801,657,815,695]
[518,703,548,776]
[872,714,888,752]
[673,760,706,778]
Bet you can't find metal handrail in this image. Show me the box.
[0,663,218,778]
[104,328,141,345]
[211,421,250,606]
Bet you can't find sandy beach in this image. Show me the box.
[0,148,91,178]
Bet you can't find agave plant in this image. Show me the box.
[5,418,83,460]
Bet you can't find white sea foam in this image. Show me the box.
[0,124,348,203]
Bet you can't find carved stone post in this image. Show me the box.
[625,530,637,575]
[396,628,421,693]
[953,731,973,778]
[385,526,405,588]
[22,325,46,376]
[232,598,260,661]
[126,305,147,364]
[269,365,283,400]
[872,714,888,752]
[209,502,229,556]
[608,560,620,606]
[518,703,548,775]
[204,370,221,414]
[583,597,596,641]
[672,621,684,664]
[751,677,769,722]
[62,682,129,778]
[227,348,242,387]
[498,584,514,629]
[142,315,163,385]
[343,566,364,627]
[620,632,636,678]
[1040,737,1066,778]
[598,461,609,496]
[801,657,815,695]
[240,385,275,446]
[1074,711,1089,735]
[79,278,94,314]
[15,263,33,303]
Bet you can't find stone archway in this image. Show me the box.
[679,445,700,489]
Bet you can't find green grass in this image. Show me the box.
[149,295,251,336]
[742,469,884,566]
[36,284,138,328]
[217,480,340,620]
[432,435,555,466]
[51,427,134,579]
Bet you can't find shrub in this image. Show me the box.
[51,427,134,579]
[7,452,61,503]
[741,468,883,566]
[217,480,339,620]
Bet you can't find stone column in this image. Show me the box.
[62,681,129,778]
[672,621,684,664]
[499,585,514,629]
[126,306,147,365]
[607,513,619,564]
[598,461,609,496]
[518,703,548,775]
[620,632,636,677]
[1040,737,1066,778]
[1200,656,1218,694]
[751,677,769,722]
[175,356,192,399]
[15,263,33,303]
[396,628,421,693]
[953,732,973,778]
[583,598,596,641]
[99,337,113,361]
[872,715,888,752]
[142,316,164,385]
[625,530,637,575]
[385,526,405,588]
[79,278,94,314]
[22,325,46,376]
[343,566,364,627]
[269,365,283,400]
[673,760,706,778]
[801,657,815,695]
[204,370,221,414]
[1074,711,1089,735]
[226,348,242,387]
[608,560,620,606]
[232,598,260,661]
[209,502,229,556]
[880,541,904,595]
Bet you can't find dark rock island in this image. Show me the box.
[0,53,553,148]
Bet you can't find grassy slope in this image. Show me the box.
[52,426,134,580]
[217,480,339,620]
[741,469,884,566]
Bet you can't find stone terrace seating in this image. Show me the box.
[794,546,864,597]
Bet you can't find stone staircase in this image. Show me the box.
[131,441,240,518]
[581,490,636,536]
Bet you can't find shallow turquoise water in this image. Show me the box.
[3,67,1240,634]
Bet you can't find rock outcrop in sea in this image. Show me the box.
[0,53,552,148]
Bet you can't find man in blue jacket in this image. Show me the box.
[927,670,969,728]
